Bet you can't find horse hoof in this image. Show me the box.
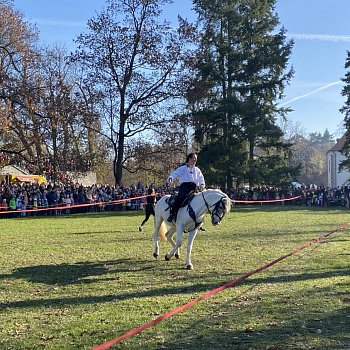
[186,265,193,270]
[175,253,180,259]
[153,253,158,259]
[165,254,170,261]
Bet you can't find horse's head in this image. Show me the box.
[210,195,231,226]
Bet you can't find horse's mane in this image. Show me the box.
[204,188,223,192]
[201,188,231,212]
[202,188,226,195]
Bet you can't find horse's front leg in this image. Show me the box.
[185,229,198,270]
[165,227,184,261]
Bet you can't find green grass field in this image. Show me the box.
[0,205,349,350]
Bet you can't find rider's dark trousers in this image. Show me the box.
[172,182,197,215]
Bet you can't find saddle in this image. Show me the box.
[167,191,195,211]
[166,191,198,224]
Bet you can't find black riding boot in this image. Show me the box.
[167,213,174,222]
[167,205,178,223]
[167,207,176,222]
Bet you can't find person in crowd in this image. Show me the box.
[0,198,8,218]
[8,195,17,217]
[139,185,156,232]
[15,194,22,211]
[167,152,205,223]
[9,195,17,210]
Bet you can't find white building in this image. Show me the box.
[327,134,350,188]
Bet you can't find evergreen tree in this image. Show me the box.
[340,51,350,170]
[189,0,298,188]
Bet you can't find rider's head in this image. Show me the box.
[186,153,197,166]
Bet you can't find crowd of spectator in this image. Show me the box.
[0,180,153,218]
[0,179,349,218]
[233,183,350,208]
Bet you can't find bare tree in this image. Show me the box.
[0,1,110,182]
[72,0,195,185]
[0,0,41,167]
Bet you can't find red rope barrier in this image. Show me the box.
[92,220,349,350]
[0,194,301,216]
[0,194,149,216]
[232,195,300,204]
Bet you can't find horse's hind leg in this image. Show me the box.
[185,229,198,270]
[152,217,162,259]
[165,226,180,259]
[165,228,184,261]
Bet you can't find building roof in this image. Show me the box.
[329,134,346,152]
[0,164,28,176]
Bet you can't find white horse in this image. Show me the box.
[152,189,231,270]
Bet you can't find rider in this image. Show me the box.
[167,152,205,223]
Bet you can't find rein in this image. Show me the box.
[186,192,211,231]
[185,191,228,231]
[202,192,227,221]
[202,192,211,211]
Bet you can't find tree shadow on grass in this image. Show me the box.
[242,266,350,286]
[155,304,350,350]
[0,259,155,286]
[0,257,229,310]
[1,257,349,312]
[0,294,120,309]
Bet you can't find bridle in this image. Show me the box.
[202,192,228,223]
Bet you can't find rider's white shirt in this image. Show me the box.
[169,164,205,187]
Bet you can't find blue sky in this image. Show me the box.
[12,0,350,137]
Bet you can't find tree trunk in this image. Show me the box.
[248,138,254,188]
[114,120,125,186]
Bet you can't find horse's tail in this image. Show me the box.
[225,195,232,212]
[158,221,167,241]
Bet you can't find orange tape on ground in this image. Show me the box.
[92,220,349,350]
